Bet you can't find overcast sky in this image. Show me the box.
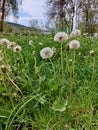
[6,0,47,27]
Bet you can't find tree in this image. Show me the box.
[46,0,67,31]
[45,0,79,32]
[45,0,98,33]
[0,0,22,32]
[78,0,98,33]
[29,19,38,28]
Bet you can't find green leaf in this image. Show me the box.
[52,98,68,112]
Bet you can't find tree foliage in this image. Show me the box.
[45,0,98,33]
[0,0,22,32]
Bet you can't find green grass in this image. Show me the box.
[0,32,98,130]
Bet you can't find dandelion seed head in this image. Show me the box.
[7,42,16,49]
[0,38,9,46]
[0,64,11,73]
[13,45,22,53]
[70,29,81,37]
[29,40,33,45]
[69,40,80,49]
[40,47,54,59]
[54,32,68,42]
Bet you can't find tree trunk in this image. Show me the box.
[85,9,89,33]
[72,0,77,31]
[0,0,6,33]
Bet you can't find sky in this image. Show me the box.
[6,0,47,27]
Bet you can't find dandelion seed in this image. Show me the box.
[0,38,9,46]
[69,40,80,49]
[54,32,68,42]
[13,45,22,53]
[40,47,54,59]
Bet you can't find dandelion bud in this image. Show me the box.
[32,50,36,57]
[0,65,7,73]
[90,50,95,57]
[12,92,17,97]
[52,47,56,53]
[38,42,43,46]
[0,64,11,73]
[35,66,39,75]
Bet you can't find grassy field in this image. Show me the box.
[0,32,98,130]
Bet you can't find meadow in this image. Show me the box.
[0,31,98,130]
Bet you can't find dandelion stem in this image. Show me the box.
[66,52,70,72]
[70,50,76,99]
[72,50,76,85]
[49,58,56,83]
[61,43,64,81]
[90,57,95,83]
[19,53,24,64]
[6,72,23,95]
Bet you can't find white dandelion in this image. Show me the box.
[69,40,80,49]
[70,29,81,37]
[40,47,54,59]
[29,40,33,45]
[7,42,16,49]
[54,32,68,42]
[13,45,22,53]
[0,38,9,46]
